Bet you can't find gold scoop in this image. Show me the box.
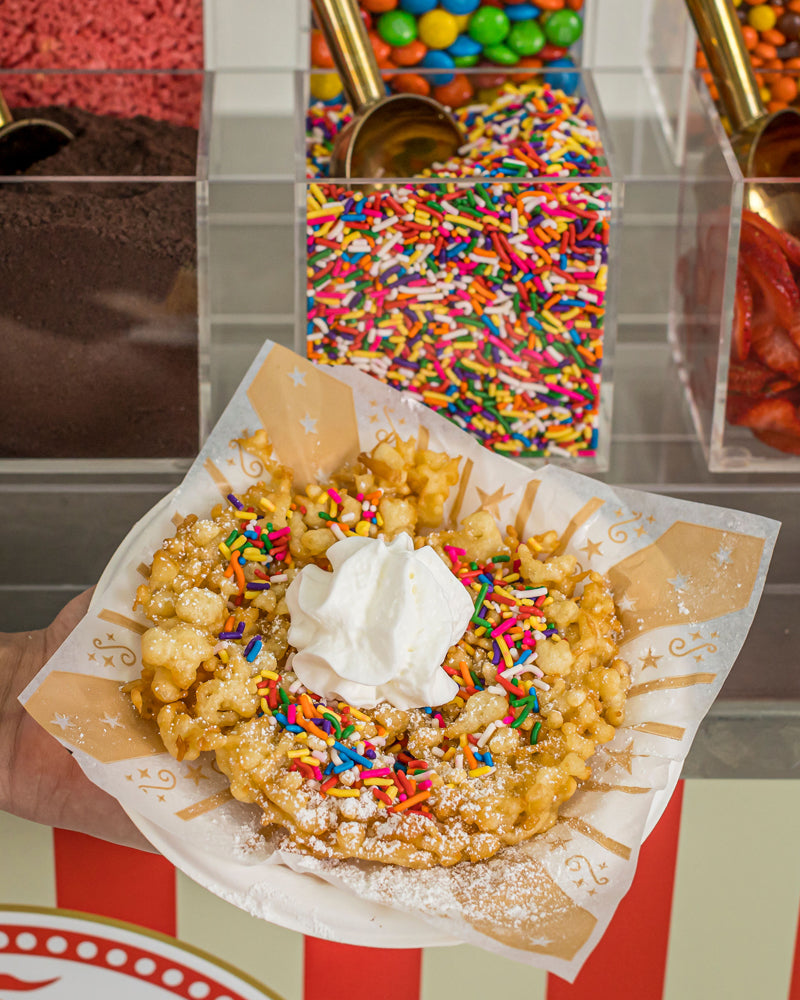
[311,0,463,183]
[0,89,74,175]
[686,0,800,233]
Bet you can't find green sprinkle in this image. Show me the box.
[341,725,356,739]
[224,530,239,547]
[530,721,542,745]
[511,704,532,729]
[471,615,492,629]
[492,554,510,563]
[321,712,342,737]
[278,687,289,706]
[474,582,489,612]
[318,512,333,521]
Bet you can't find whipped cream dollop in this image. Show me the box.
[286,534,473,709]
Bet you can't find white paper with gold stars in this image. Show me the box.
[20,341,778,981]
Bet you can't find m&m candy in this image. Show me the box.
[310,0,585,107]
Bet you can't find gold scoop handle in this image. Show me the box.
[685,0,765,134]
[311,0,385,111]
[0,89,14,128]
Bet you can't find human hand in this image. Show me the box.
[0,590,154,851]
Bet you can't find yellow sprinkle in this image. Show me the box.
[259,669,279,680]
[526,536,543,552]
[469,766,492,778]
[242,549,269,562]
[325,788,361,798]
[443,747,457,761]
[300,756,318,767]
[295,732,308,743]
[229,536,247,551]
[287,749,307,758]
[259,498,276,513]
[355,520,371,536]
[260,697,269,712]
[218,650,229,663]
[363,778,394,786]
[496,635,514,668]
[344,705,371,722]
[233,510,256,519]
[218,542,231,559]
[308,182,326,206]
[375,511,384,527]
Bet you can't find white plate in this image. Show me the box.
[0,906,284,998]
[104,490,683,948]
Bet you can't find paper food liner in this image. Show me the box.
[22,341,778,980]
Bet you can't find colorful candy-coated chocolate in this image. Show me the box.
[432,72,476,107]
[310,72,343,101]
[544,55,578,94]
[482,43,520,64]
[544,8,582,46]
[507,19,546,55]
[441,0,480,12]
[399,0,437,13]
[418,8,460,48]
[506,3,543,19]
[391,71,432,94]
[377,8,418,45]
[392,38,428,65]
[362,0,399,11]
[311,30,335,69]
[468,6,511,45]
[420,49,456,82]
[448,32,483,56]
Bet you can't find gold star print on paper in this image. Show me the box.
[634,524,648,538]
[184,764,209,787]
[640,648,662,671]
[87,653,97,662]
[125,774,133,782]
[548,833,572,853]
[103,656,114,668]
[369,414,379,423]
[476,484,514,519]
[602,739,636,774]
[581,538,603,559]
[106,633,115,641]
[158,795,166,802]
[690,631,703,641]
[138,768,150,779]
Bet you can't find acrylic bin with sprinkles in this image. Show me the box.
[300,67,619,473]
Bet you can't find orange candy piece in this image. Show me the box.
[310,30,335,69]
[391,72,431,96]
[391,39,428,66]
[741,24,759,50]
[771,74,799,102]
[433,73,475,108]
[361,0,397,10]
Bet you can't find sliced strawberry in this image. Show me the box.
[729,357,777,395]
[742,210,800,271]
[750,320,800,379]
[733,267,753,361]
[740,224,800,339]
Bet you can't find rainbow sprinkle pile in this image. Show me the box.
[305,83,610,460]
[215,488,554,813]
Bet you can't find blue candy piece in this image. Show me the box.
[505,3,541,20]
[546,56,579,95]
[420,49,455,84]
[399,0,437,13]
[447,32,482,57]
[441,0,480,13]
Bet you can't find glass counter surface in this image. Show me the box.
[2,70,798,779]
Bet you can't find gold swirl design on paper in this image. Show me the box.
[668,635,718,659]
[91,636,136,668]
[230,434,265,478]
[138,768,176,795]
[581,780,650,794]
[565,854,609,887]
[607,509,642,543]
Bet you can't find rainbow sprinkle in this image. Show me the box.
[305,82,610,460]
[216,489,554,812]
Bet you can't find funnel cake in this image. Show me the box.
[128,433,630,868]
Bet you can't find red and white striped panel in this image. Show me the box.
[3,780,800,1000]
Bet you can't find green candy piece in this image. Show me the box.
[483,42,520,65]
[544,9,583,47]
[377,9,418,47]
[453,52,480,67]
[507,19,545,56]
[468,6,510,46]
